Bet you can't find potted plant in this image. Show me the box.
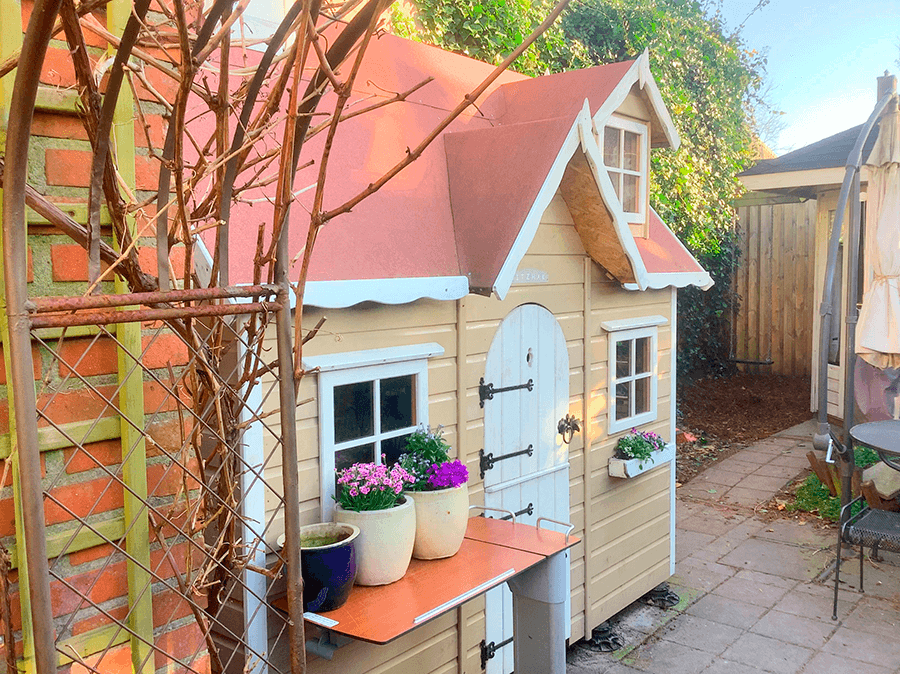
[332,462,416,586]
[608,428,675,478]
[277,522,360,612]
[399,426,469,560]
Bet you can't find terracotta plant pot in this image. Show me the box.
[409,483,469,560]
[333,496,416,586]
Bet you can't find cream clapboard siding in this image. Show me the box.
[259,190,676,673]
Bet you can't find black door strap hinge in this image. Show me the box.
[499,503,534,521]
[479,377,533,407]
[479,445,533,479]
[481,636,514,668]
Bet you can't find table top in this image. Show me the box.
[850,421,900,457]
[291,517,579,644]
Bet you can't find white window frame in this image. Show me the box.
[600,115,649,225]
[307,344,443,521]
[607,325,658,434]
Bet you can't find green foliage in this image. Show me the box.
[392,0,766,378]
[391,0,587,75]
[615,429,666,467]
[398,425,452,490]
[788,448,881,522]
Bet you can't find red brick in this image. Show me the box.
[26,246,33,283]
[50,243,111,282]
[56,336,119,377]
[154,621,206,670]
[151,588,195,628]
[137,246,186,279]
[0,343,42,384]
[32,113,90,142]
[135,154,161,192]
[147,460,201,499]
[44,148,92,188]
[37,385,119,427]
[0,454,46,490]
[71,603,129,636]
[48,557,127,618]
[0,496,15,537]
[69,643,133,674]
[135,113,167,150]
[143,380,191,416]
[45,476,124,526]
[141,333,189,370]
[68,541,119,568]
[40,46,77,88]
[63,439,123,475]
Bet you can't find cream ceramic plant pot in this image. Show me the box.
[333,495,416,586]
[409,483,469,560]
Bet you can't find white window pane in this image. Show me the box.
[608,170,621,199]
[616,340,631,378]
[334,381,373,443]
[635,377,650,414]
[381,374,415,432]
[615,382,631,420]
[604,127,620,167]
[634,337,651,374]
[623,131,640,171]
[623,173,639,213]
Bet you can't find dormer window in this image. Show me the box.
[602,116,648,224]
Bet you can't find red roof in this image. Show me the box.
[200,33,706,302]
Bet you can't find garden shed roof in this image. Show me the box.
[203,34,709,307]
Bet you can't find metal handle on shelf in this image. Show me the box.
[469,504,517,523]
[536,516,575,544]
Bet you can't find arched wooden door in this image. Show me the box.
[482,303,570,674]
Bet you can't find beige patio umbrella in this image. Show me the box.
[857,99,900,370]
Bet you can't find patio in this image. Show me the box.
[567,419,900,674]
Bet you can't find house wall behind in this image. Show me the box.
[733,197,818,378]
[263,192,676,673]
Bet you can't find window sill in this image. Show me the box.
[608,442,675,479]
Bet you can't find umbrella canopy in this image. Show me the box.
[858,101,900,370]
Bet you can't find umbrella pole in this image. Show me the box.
[841,169,862,505]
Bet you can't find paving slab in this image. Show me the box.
[774,584,859,623]
[800,652,895,674]
[711,574,794,608]
[721,633,815,674]
[684,593,768,629]
[622,639,716,674]
[735,473,792,492]
[749,609,837,647]
[657,614,743,654]
[823,625,900,668]
[718,537,828,580]
[721,485,771,506]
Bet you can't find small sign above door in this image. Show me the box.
[513,269,549,284]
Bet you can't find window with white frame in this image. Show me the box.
[601,116,648,223]
[307,344,443,520]
[607,325,658,434]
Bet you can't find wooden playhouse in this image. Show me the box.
[208,35,712,673]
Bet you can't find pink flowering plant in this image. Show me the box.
[399,425,468,491]
[335,462,414,512]
[615,428,666,468]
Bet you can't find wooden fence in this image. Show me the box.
[732,198,818,377]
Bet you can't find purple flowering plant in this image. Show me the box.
[335,462,414,512]
[398,425,468,491]
[615,428,666,468]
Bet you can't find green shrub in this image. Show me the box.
[788,447,880,522]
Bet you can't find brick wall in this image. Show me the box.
[0,1,210,671]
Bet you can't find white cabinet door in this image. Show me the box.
[482,304,570,674]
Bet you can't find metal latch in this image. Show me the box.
[479,445,533,479]
[479,377,533,407]
[499,503,533,521]
[481,636,514,668]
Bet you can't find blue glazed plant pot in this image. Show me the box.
[295,522,360,612]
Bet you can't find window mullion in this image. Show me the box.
[373,378,382,463]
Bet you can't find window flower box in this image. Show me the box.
[608,442,675,479]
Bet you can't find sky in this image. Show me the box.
[715,0,900,155]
